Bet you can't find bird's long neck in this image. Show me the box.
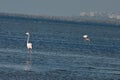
[27,34,30,43]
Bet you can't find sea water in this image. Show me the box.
[0,13,120,80]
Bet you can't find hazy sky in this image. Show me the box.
[0,0,120,16]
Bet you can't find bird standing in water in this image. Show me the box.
[26,32,32,51]
[25,32,32,70]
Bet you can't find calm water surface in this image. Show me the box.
[0,15,120,80]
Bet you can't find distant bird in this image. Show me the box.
[83,34,90,41]
[26,32,32,50]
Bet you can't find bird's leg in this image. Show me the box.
[25,49,32,70]
[29,49,32,65]
[28,49,32,67]
[25,50,29,65]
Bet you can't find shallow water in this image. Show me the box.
[0,14,120,80]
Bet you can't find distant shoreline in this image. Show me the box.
[0,12,120,26]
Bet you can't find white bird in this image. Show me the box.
[26,32,32,50]
[25,32,32,71]
[83,34,90,41]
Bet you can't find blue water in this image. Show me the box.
[0,14,120,80]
